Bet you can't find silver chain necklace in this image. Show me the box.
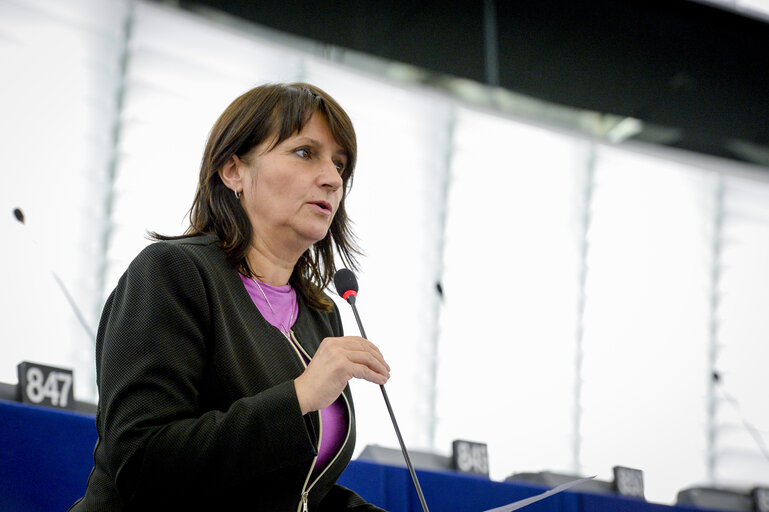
[252,278,294,340]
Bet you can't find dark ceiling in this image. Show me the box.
[175,0,769,169]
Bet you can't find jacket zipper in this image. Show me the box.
[289,329,353,512]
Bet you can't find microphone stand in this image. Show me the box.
[344,294,430,512]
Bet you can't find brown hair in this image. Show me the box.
[154,82,360,311]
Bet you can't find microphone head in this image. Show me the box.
[13,208,25,224]
[333,268,358,302]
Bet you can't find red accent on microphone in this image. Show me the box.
[342,290,357,301]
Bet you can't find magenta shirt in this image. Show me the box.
[240,275,348,474]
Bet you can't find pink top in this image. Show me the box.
[240,275,348,475]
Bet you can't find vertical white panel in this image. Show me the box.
[436,108,582,479]
[714,175,769,486]
[0,0,128,400]
[581,146,712,502]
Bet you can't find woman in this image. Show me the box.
[70,83,390,511]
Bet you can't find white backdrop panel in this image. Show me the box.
[0,0,128,400]
[580,146,712,502]
[715,174,769,486]
[435,107,582,478]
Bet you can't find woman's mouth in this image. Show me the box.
[309,200,332,215]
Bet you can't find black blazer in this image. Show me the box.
[70,235,384,511]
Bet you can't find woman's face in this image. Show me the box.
[238,112,347,254]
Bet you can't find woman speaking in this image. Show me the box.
[70,83,390,511]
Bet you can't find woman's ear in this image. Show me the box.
[219,155,245,195]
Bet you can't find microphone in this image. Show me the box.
[333,268,358,304]
[12,208,96,344]
[334,269,430,512]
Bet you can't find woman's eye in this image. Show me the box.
[294,148,310,159]
[335,161,345,174]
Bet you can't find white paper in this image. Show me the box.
[482,475,597,512]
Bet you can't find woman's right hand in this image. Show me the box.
[294,336,390,415]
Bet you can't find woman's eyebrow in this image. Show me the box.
[293,136,321,146]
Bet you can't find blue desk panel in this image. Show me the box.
[1,399,715,512]
[0,400,97,511]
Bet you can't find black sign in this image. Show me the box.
[754,487,769,512]
[613,466,645,498]
[16,361,75,410]
[452,439,489,476]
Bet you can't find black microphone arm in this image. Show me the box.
[334,269,430,512]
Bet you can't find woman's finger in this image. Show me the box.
[350,363,389,386]
[332,336,390,372]
[344,350,390,380]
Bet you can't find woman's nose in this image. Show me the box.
[320,159,343,191]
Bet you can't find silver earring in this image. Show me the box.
[234,189,240,199]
